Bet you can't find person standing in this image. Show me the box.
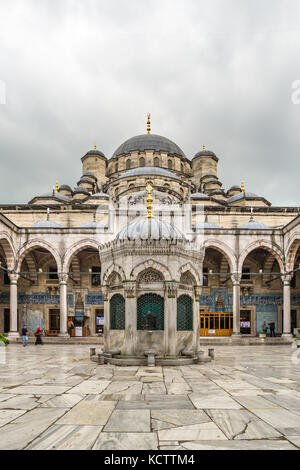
[67,318,74,338]
[269,321,276,337]
[34,327,43,345]
[263,321,268,335]
[21,325,28,347]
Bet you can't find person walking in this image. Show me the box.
[67,318,74,338]
[269,320,276,337]
[21,325,28,347]
[34,327,43,345]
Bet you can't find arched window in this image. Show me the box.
[181,163,184,173]
[115,163,118,173]
[137,293,164,330]
[154,157,160,167]
[110,294,125,330]
[177,295,193,331]
[126,159,131,170]
[168,159,173,169]
[139,157,145,167]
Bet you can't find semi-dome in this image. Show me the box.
[73,186,90,196]
[32,220,62,228]
[59,184,72,192]
[112,134,185,158]
[36,192,72,202]
[190,192,210,200]
[116,217,185,241]
[118,166,180,181]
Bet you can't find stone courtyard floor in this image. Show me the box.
[0,344,300,450]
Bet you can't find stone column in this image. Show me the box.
[124,281,136,356]
[58,274,69,337]
[165,282,178,356]
[7,273,19,338]
[102,286,110,352]
[283,275,292,337]
[231,273,241,335]
[194,286,202,352]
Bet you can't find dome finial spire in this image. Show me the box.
[55,180,58,193]
[146,182,154,218]
[94,143,97,150]
[147,113,151,135]
[203,143,205,151]
[241,180,245,193]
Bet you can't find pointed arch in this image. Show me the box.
[102,263,126,284]
[238,240,284,274]
[130,259,171,281]
[0,232,16,270]
[203,239,236,273]
[62,239,100,272]
[178,262,200,284]
[17,240,62,273]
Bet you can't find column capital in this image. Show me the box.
[101,285,109,301]
[194,285,202,298]
[123,281,136,298]
[282,273,292,284]
[8,272,19,284]
[58,273,68,284]
[165,281,178,298]
[231,272,241,285]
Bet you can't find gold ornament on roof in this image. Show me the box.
[147,113,151,135]
[55,180,58,193]
[94,143,97,150]
[146,182,154,218]
[241,181,245,193]
[203,144,206,151]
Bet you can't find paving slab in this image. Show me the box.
[92,432,158,450]
[57,401,116,426]
[104,410,150,432]
[26,424,102,450]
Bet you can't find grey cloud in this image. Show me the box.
[0,0,300,205]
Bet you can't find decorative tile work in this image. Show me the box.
[0,292,74,307]
[85,293,104,305]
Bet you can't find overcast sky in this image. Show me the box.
[0,0,300,205]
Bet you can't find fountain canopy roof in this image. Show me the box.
[116,217,185,241]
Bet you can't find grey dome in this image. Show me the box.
[32,220,62,228]
[59,185,72,192]
[112,134,185,158]
[87,192,109,199]
[82,172,97,180]
[227,192,259,203]
[194,221,220,229]
[78,177,95,185]
[190,192,210,200]
[73,186,90,196]
[239,219,269,230]
[193,150,218,161]
[83,149,105,158]
[38,192,72,202]
[80,221,105,229]
[116,217,185,241]
[118,166,180,181]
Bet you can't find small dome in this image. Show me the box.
[32,220,62,228]
[193,150,218,161]
[239,219,269,230]
[87,192,109,199]
[73,186,90,196]
[59,185,72,193]
[37,192,72,202]
[190,192,210,200]
[116,217,185,241]
[112,134,185,158]
[227,192,259,203]
[118,166,180,180]
[82,172,97,180]
[83,149,106,158]
[78,177,95,185]
[194,221,220,229]
[80,221,105,229]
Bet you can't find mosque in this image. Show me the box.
[1,115,300,345]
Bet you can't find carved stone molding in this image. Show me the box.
[124,281,136,298]
[165,281,178,298]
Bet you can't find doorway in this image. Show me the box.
[240,310,251,334]
[4,309,10,333]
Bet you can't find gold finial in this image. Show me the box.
[146,182,154,218]
[55,180,58,193]
[203,144,206,151]
[241,180,245,193]
[94,143,97,150]
[147,113,151,135]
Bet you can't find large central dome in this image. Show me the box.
[112,134,185,158]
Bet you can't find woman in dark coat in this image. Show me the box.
[34,327,43,345]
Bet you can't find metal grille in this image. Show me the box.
[177,295,193,331]
[137,293,164,330]
[110,294,125,330]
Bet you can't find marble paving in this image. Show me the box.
[0,344,300,450]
